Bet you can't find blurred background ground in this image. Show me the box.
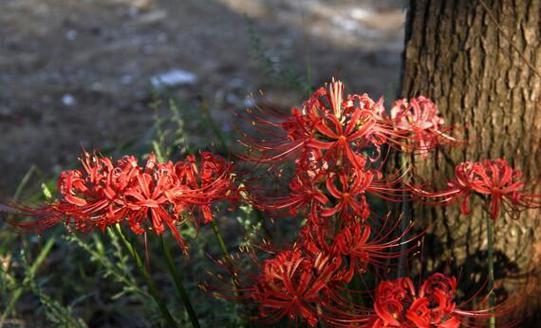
[0,0,405,197]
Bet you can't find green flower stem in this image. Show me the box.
[210,221,231,260]
[485,213,496,328]
[114,224,179,328]
[210,220,240,292]
[159,236,200,328]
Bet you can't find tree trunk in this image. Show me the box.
[401,0,541,321]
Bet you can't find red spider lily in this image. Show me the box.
[372,276,420,327]
[304,87,393,168]
[297,221,334,256]
[324,167,405,220]
[321,169,384,221]
[122,154,189,250]
[249,248,342,327]
[308,104,383,168]
[390,97,455,154]
[466,159,541,219]
[294,214,419,286]
[212,245,513,328]
[333,218,418,276]
[4,151,238,252]
[322,272,514,328]
[416,274,459,325]
[9,153,137,232]
[410,161,476,216]
[241,80,397,167]
[251,170,329,223]
[252,165,403,225]
[368,273,487,328]
[170,152,238,224]
[321,171,372,221]
[412,159,541,220]
[246,149,324,222]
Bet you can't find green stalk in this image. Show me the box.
[210,221,231,260]
[485,213,496,328]
[12,165,37,202]
[210,219,247,328]
[159,236,200,328]
[210,220,241,293]
[114,225,179,328]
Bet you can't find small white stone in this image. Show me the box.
[150,69,198,88]
[66,30,78,41]
[62,94,76,106]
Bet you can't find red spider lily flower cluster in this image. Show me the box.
[244,79,392,166]
[389,97,455,154]
[224,80,512,327]
[243,85,454,166]
[244,219,411,327]
[247,80,409,225]
[366,273,494,328]
[249,248,343,326]
[321,272,512,328]
[413,159,541,220]
[8,151,238,252]
[233,80,436,326]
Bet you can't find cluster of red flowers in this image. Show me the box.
[9,152,238,252]
[245,79,461,230]
[389,96,455,154]
[367,273,488,328]
[413,159,541,220]
[247,80,450,225]
[234,80,525,327]
[245,80,451,165]
[249,247,343,326]
[246,216,413,326]
[235,80,456,326]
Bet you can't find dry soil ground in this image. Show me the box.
[0,0,405,196]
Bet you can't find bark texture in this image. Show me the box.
[401,0,541,318]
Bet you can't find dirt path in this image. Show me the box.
[0,0,404,196]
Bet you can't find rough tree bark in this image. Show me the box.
[400,0,541,320]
